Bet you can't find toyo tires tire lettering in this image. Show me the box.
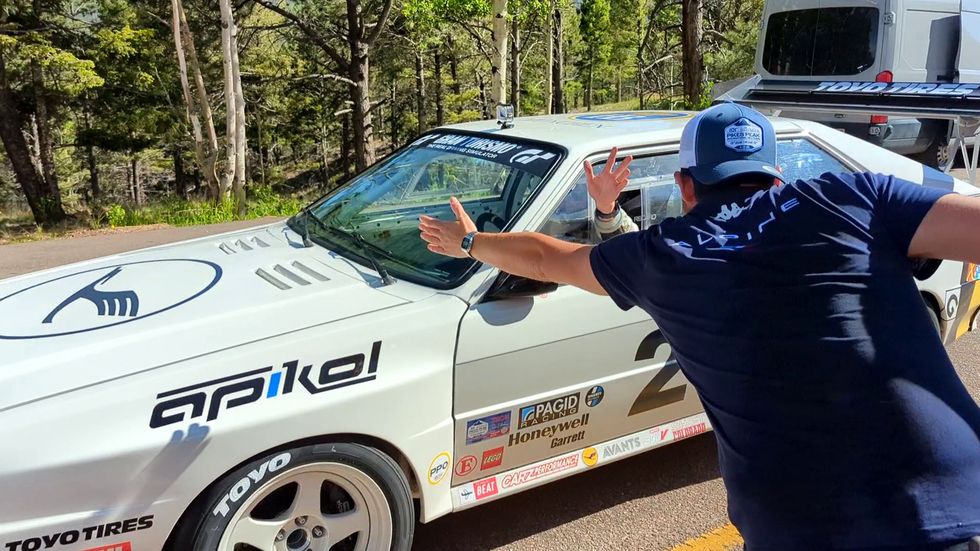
[171,443,414,551]
[628,330,687,416]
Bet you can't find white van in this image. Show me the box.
[754,0,980,168]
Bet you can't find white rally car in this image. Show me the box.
[2,111,978,551]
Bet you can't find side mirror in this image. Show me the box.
[486,273,559,301]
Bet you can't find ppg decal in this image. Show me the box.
[0,259,221,339]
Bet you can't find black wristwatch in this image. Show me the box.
[595,202,620,221]
[460,231,478,258]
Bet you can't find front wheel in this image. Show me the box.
[174,443,414,551]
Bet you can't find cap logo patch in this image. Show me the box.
[724,118,763,153]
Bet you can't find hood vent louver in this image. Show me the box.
[256,261,330,290]
[219,236,272,255]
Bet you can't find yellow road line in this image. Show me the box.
[669,523,743,551]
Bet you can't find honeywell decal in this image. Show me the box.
[150,341,382,428]
[508,413,589,449]
[812,81,980,98]
[416,133,560,176]
[213,453,291,517]
[3,516,152,551]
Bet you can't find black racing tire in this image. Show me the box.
[926,301,942,337]
[170,443,414,551]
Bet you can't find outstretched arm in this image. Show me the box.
[419,198,607,295]
[908,193,980,263]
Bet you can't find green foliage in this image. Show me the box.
[101,188,302,227]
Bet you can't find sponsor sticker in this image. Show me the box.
[473,477,499,500]
[673,422,708,440]
[414,134,560,177]
[585,386,604,407]
[813,81,980,97]
[83,544,132,551]
[3,518,152,551]
[724,118,764,153]
[509,413,589,448]
[967,263,979,283]
[465,411,511,445]
[481,447,504,471]
[455,455,477,477]
[519,393,580,429]
[459,486,476,504]
[428,452,451,485]
[582,447,599,467]
[600,435,643,461]
[501,455,579,489]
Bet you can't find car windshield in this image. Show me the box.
[763,7,879,76]
[291,132,562,288]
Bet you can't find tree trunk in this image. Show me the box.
[87,145,101,200]
[510,17,520,115]
[219,0,237,201]
[172,0,206,193]
[31,62,60,203]
[228,2,247,215]
[681,0,703,106]
[478,74,490,119]
[173,148,187,199]
[320,120,330,184]
[448,35,461,95]
[490,0,509,105]
[349,44,375,172]
[256,112,267,187]
[389,79,398,148]
[176,0,220,199]
[415,49,426,136]
[586,53,594,110]
[341,112,351,179]
[131,155,143,206]
[434,47,444,126]
[0,55,65,225]
[553,8,565,114]
[545,0,554,114]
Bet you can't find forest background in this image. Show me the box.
[0,0,763,239]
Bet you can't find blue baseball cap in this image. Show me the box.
[679,103,784,186]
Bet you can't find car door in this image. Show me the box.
[450,149,706,492]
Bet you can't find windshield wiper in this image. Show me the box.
[322,224,397,287]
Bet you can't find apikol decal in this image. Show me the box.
[518,393,580,429]
[3,516,152,551]
[150,341,382,429]
[508,413,589,448]
[0,259,221,339]
[812,81,980,97]
[465,411,511,445]
[213,452,291,517]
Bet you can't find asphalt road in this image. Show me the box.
[1,217,977,551]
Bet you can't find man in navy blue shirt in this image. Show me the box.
[420,103,980,550]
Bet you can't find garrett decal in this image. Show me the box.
[4,517,152,551]
[509,413,589,448]
[455,455,477,477]
[150,342,382,428]
[518,393,580,429]
[213,453,291,517]
[0,259,221,339]
[428,452,451,485]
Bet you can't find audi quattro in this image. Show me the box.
[0,110,977,551]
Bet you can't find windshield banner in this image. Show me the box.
[411,133,560,177]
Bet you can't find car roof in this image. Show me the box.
[442,110,806,156]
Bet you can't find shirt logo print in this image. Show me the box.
[712,203,747,222]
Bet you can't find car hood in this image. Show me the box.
[0,223,409,411]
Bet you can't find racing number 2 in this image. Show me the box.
[628,330,687,416]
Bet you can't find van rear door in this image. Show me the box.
[960,0,980,82]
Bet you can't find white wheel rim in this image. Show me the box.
[218,462,393,551]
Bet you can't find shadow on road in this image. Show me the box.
[413,433,722,550]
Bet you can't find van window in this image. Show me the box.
[763,8,879,76]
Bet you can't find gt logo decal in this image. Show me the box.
[628,330,687,416]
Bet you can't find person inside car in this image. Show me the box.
[419,102,980,550]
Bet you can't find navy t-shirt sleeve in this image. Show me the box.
[589,231,650,311]
[871,173,953,255]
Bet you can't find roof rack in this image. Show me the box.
[718,77,980,185]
